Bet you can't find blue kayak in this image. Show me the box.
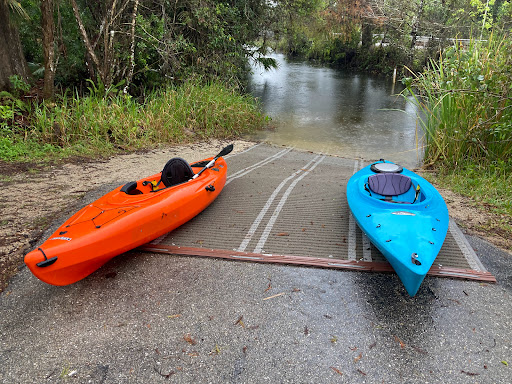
[346,160,449,296]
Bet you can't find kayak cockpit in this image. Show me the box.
[119,157,206,196]
[364,172,426,204]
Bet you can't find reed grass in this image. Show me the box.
[406,35,511,167]
[1,81,265,162]
[404,34,512,221]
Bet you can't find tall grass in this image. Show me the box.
[404,34,512,221]
[406,35,512,167]
[1,81,265,162]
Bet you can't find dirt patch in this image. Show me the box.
[0,139,255,292]
[436,186,512,252]
[0,160,45,177]
[1,142,510,292]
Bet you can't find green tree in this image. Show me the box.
[16,0,275,93]
[0,0,31,91]
[272,0,324,56]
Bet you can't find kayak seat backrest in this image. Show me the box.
[368,173,412,196]
[161,157,194,188]
[120,181,143,195]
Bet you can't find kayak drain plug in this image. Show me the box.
[205,184,215,192]
[411,253,421,266]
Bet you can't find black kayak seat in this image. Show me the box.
[368,173,412,196]
[161,157,194,187]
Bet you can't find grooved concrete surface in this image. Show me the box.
[152,144,488,278]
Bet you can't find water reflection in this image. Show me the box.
[247,53,422,168]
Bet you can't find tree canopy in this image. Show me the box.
[2,0,275,94]
[0,0,510,93]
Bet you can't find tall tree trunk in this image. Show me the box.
[361,20,374,50]
[41,0,56,99]
[70,0,103,83]
[0,1,31,91]
[124,0,139,94]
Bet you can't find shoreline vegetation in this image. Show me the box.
[1,80,266,164]
[403,34,511,241]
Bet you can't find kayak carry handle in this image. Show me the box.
[37,257,58,268]
[35,248,58,268]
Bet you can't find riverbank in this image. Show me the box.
[1,140,510,293]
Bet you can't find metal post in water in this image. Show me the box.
[391,67,397,94]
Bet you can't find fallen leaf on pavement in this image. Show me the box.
[209,344,221,355]
[184,334,197,345]
[394,335,406,349]
[234,316,245,328]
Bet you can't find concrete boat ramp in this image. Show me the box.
[1,143,510,384]
[143,143,494,283]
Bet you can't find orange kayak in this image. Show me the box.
[25,145,232,286]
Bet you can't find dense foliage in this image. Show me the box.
[408,36,511,167]
[17,0,272,92]
[0,0,274,162]
[404,34,511,218]
[8,0,512,90]
[272,0,512,75]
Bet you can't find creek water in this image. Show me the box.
[247,53,422,168]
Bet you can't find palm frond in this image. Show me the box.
[5,0,30,20]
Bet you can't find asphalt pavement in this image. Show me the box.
[1,145,511,383]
